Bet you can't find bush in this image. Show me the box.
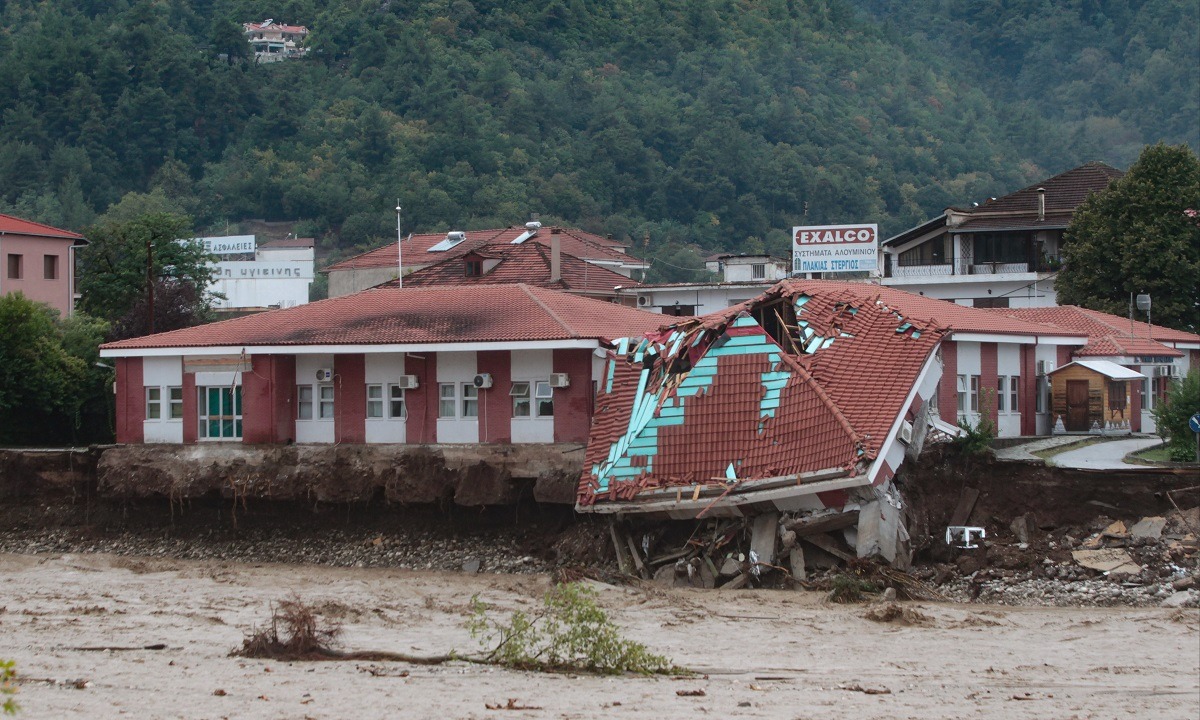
[235,598,342,660]
[1153,369,1200,462]
[467,583,675,675]
[955,388,997,456]
[1,659,16,715]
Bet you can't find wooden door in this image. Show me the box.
[1066,380,1090,432]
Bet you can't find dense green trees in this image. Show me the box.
[1058,144,1200,332]
[0,294,110,445]
[0,1,1194,282]
[1152,369,1199,462]
[77,211,218,339]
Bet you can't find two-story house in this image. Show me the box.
[880,162,1123,308]
[0,213,87,316]
[621,253,791,316]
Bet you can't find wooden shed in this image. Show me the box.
[1048,360,1144,434]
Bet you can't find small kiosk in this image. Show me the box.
[1048,360,1144,434]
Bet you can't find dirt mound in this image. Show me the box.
[862,602,933,626]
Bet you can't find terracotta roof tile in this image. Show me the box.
[389,243,630,294]
[324,226,640,272]
[992,306,1199,344]
[953,162,1123,215]
[101,284,669,351]
[0,213,85,241]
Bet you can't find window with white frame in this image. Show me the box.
[751,263,766,279]
[168,387,183,419]
[1036,376,1049,413]
[996,377,1006,412]
[969,375,980,413]
[318,384,334,419]
[366,384,384,418]
[1138,378,1149,411]
[388,384,407,419]
[1009,375,1019,413]
[956,374,967,413]
[462,383,479,418]
[535,380,554,416]
[297,385,313,419]
[439,383,456,418]
[511,381,531,417]
[146,387,162,419]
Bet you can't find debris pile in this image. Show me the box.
[918,505,1200,607]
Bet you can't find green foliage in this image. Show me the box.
[1152,369,1200,462]
[827,574,880,603]
[0,294,109,445]
[1,1,1189,281]
[1,658,15,715]
[467,583,675,675]
[1058,144,1200,332]
[955,388,997,456]
[77,212,217,337]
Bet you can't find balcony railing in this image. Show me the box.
[886,251,1061,279]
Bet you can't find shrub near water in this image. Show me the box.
[468,583,675,675]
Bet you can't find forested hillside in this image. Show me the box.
[0,0,1193,281]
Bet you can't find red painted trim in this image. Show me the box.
[242,355,297,444]
[405,352,436,444]
[552,348,593,443]
[1057,345,1072,368]
[334,354,366,444]
[477,350,512,443]
[115,357,144,443]
[182,372,197,443]
[981,343,999,425]
[1020,344,1036,435]
[938,340,958,421]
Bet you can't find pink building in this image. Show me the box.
[0,213,87,316]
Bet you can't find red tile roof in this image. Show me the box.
[390,242,630,294]
[101,284,670,351]
[580,281,948,506]
[729,280,1087,339]
[992,305,1199,357]
[954,162,1122,215]
[0,213,85,241]
[258,237,315,249]
[324,226,640,272]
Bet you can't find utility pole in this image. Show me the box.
[146,235,155,334]
[396,200,403,288]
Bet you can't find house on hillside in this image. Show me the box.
[243,20,308,62]
[323,223,648,298]
[621,253,791,316]
[389,239,632,303]
[98,284,668,446]
[880,162,1123,308]
[0,213,87,316]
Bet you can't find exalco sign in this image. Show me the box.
[792,224,879,274]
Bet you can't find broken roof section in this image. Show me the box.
[578,280,948,515]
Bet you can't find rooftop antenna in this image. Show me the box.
[395,200,403,288]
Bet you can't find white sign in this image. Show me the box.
[792,223,879,274]
[214,261,313,279]
[197,235,256,255]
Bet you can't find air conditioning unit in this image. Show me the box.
[899,420,913,444]
[473,373,493,389]
[637,295,650,307]
[548,372,570,388]
[315,368,333,382]
[394,374,419,390]
[1036,360,1054,375]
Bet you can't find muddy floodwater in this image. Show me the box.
[3,552,1197,719]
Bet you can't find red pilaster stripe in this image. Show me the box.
[334,354,366,444]
[477,350,512,443]
[406,352,437,444]
[116,357,144,444]
[938,340,958,421]
[981,342,999,425]
[552,348,593,443]
[182,372,197,444]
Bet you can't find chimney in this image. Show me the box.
[550,235,562,283]
[1037,187,1045,221]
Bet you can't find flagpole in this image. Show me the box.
[395,200,403,288]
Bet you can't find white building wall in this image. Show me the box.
[996,344,1022,437]
[436,351,478,443]
[956,342,982,428]
[1034,344,1060,435]
[295,354,334,443]
[143,356,183,443]
[509,349,554,444]
[364,353,406,444]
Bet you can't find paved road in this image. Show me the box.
[1051,436,1164,470]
